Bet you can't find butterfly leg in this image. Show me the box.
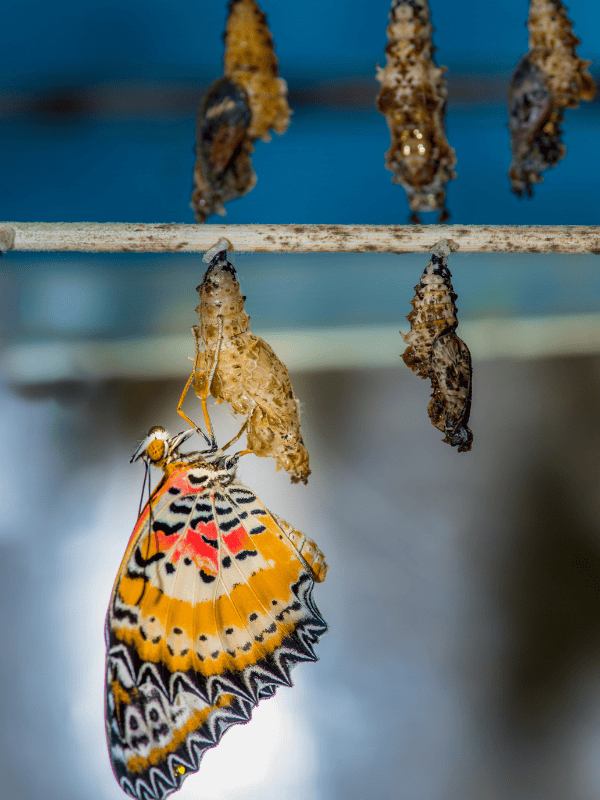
[177,325,215,448]
[189,316,226,450]
[221,420,249,452]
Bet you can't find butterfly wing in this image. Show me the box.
[106,465,327,800]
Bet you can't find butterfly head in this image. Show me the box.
[130,426,196,466]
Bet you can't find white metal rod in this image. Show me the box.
[2,223,600,254]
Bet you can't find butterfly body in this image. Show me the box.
[106,433,326,800]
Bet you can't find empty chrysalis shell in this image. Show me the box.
[401,240,473,452]
[376,0,456,223]
[192,0,291,222]
[192,247,310,484]
[508,0,595,197]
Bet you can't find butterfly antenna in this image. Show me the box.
[137,459,150,518]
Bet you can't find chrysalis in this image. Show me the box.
[401,240,473,452]
[192,0,291,222]
[508,0,595,197]
[178,240,310,484]
[376,0,456,223]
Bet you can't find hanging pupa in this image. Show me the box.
[192,0,291,222]
[508,0,595,197]
[376,0,456,223]
[401,239,473,452]
[178,240,311,484]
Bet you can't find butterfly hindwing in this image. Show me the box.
[106,462,327,800]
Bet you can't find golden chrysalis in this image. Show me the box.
[401,240,473,452]
[508,0,595,197]
[179,240,310,484]
[192,0,291,222]
[376,0,456,223]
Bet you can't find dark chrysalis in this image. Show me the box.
[192,77,254,221]
[508,0,595,197]
[401,240,473,452]
[376,0,456,223]
[191,0,291,222]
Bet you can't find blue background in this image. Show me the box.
[1,0,599,225]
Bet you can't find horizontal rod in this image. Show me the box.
[2,223,600,254]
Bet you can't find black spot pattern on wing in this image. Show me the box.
[106,570,327,800]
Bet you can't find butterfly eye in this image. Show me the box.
[146,438,166,463]
[130,426,168,464]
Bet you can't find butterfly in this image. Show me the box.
[105,426,327,800]
[178,243,311,484]
[401,241,473,452]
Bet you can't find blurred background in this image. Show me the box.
[2,1,600,799]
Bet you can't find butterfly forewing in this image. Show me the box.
[106,460,327,800]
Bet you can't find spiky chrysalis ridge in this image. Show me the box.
[376,0,456,222]
[192,248,310,484]
[401,240,473,452]
[508,0,595,197]
[192,0,291,222]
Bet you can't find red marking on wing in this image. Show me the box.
[167,522,220,573]
[223,525,253,555]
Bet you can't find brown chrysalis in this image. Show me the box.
[191,0,291,222]
[376,0,456,223]
[178,240,310,484]
[508,0,595,197]
[401,240,473,452]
